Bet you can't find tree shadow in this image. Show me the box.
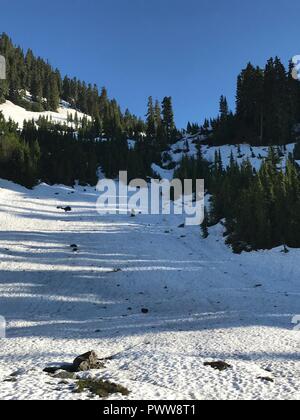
[0,183,299,348]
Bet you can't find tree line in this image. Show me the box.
[0,33,182,184]
[206,58,300,146]
[1,34,300,251]
[175,146,300,251]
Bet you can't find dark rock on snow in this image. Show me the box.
[141,308,149,314]
[44,351,105,374]
[258,376,274,383]
[204,361,232,371]
[73,351,105,372]
[57,206,72,212]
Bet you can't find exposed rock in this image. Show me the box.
[141,308,149,314]
[204,361,232,371]
[44,351,105,374]
[57,206,72,212]
[73,351,105,372]
[70,244,78,253]
[3,377,18,383]
[258,376,274,383]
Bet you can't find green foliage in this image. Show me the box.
[0,33,168,184]
[225,155,300,251]
[210,57,300,146]
[1,32,300,255]
[201,208,209,238]
[175,146,300,251]
[0,113,39,187]
[75,379,130,398]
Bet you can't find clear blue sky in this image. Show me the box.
[0,0,300,127]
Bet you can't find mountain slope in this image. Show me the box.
[0,179,299,400]
[153,134,298,180]
[0,100,90,128]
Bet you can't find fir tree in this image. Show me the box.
[162,96,176,144]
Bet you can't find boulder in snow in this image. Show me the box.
[44,351,105,374]
[204,361,232,371]
[57,206,72,212]
[141,308,149,314]
[73,351,105,372]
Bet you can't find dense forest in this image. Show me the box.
[0,33,180,185]
[186,59,300,147]
[1,33,300,251]
[175,146,300,251]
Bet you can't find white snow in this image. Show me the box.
[201,143,296,171]
[0,100,91,129]
[0,179,299,400]
[154,134,297,179]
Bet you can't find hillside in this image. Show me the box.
[0,179,299,400]
[152,133,298,179]
[0,100,90,128]
[0,98,297,174]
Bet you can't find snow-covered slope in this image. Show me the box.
[153,134,297,179]
[0,179,299,400]
[0,100,91,128]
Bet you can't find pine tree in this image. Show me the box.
[219,95,229,119]
[47,73,60,111]
[236,63,264,144]
[201,208,209,238]
[162,96,176,143]
[146,96,156,141]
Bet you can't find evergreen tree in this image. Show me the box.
[47,73,60,111]
[219,95,229,119]
[201,208,209,238]
[162,96,176,143]
[146,96,156,141]
[236,63,264,144]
